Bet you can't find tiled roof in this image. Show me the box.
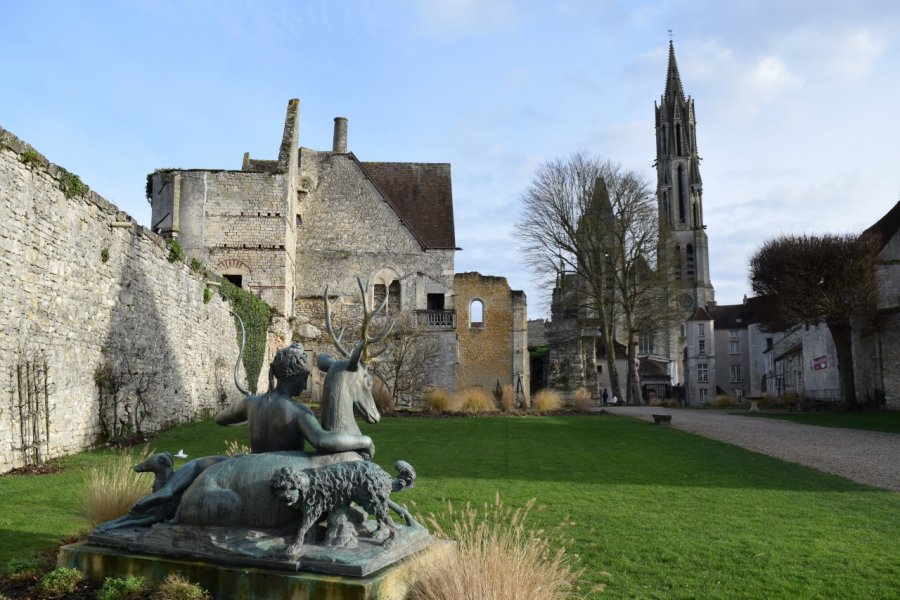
[358,161,457,249]
[862,200,900,252]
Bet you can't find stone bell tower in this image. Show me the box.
[655,40,715,314]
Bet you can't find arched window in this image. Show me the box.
[372,268,401,314]
[470,299,484,328]
[677,166,686,223]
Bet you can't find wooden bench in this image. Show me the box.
[652,414,672,425]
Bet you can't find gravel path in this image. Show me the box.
[606,406,900,492]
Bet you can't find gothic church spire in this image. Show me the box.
[664,40,685,104]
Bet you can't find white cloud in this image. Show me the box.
[830,29,887,80]
[747,56,803,99]
[413,0,519,37]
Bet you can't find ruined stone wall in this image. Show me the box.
[455,273,515,392]
[0,127,249,473]
[293,149,456,392]
[149,169,295,316]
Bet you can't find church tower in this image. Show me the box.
[655,41,714,314]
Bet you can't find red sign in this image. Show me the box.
[812,356,827,370]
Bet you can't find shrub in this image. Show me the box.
[19,148,41,166]
[779,392,799,407]
[711,395,735,407]
[203,287,212,304]
[405,494,581,600]
[572,387,591,413]
[424,388,458,413]
[82,447,154,526]
[189,258,203,272]
[97,576,147,600]
[57,168,89,199]
[373,376,395,416]
[534,389,562,413]
[100,247,110,263]
[1,556,47,587]
[153,573,211,600]
[166,238,184,263]
[459,388,496,413]
[663,399,680,408]
[39,567,83,597]
[500,384,515,412]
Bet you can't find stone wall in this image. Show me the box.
[293,149,456,393]
[0,126,253,473]
[455,272,525,393]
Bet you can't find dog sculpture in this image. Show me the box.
[271,460,416,559]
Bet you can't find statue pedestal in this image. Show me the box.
[59,541,442,600]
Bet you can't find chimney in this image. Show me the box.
[332,117,348,153]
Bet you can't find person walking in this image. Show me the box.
[602,389,609,406]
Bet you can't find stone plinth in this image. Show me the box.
[59,542,437,600]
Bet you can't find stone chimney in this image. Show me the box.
[332,117,348,153]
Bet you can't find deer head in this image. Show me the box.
[321,277,395,429]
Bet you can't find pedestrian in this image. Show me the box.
[611,394,618,406]
[602,389,609,406]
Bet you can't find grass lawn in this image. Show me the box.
[1,415,898,599]
[729,409,900,433]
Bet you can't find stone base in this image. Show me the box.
[88,523,433,578]
[59,542,442,600]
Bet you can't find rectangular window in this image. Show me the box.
[639,333,654,354]
[729,340,740,354]
[730,365,742,383]
[729,330,740,338]
[699,339,706,355]
[698,323,705,336]
[699,388,708,403]
[697,364,708,383]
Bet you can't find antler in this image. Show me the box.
[323,285,351,358]
[351,277,396,365]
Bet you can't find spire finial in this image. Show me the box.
[668,28,673,42]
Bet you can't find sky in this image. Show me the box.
[2,0,898,317]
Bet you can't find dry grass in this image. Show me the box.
[404,494,582,600]
[224,439,251,456]
[82,447,154,526]
[711,395,735,407]
[500,384,515,413]
[662,399,679,408]
[459,388,497,413]
[534,389,563,413]
[424,388,459,412]
[572,388,592,413]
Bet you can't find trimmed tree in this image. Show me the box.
[749,233,878,408]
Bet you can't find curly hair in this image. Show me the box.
[271,343,310,382]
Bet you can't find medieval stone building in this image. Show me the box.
[149,100,459,394]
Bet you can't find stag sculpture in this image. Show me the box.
[318,277,395,435]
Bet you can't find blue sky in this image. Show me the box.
[2,1,898,316]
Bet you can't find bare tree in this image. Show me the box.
[519,153,673,403]
[369,311,442,408]
[749,233,878,408]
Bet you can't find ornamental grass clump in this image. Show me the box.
[405,494,581,600]
[458,388,497,413]
[38,567,83,597]
[534,389,562,413]
[96,576,147,600]
[424,388,459,413]
[572,387,591,413]
[82,447,154,526]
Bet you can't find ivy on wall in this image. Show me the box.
[219,281,273,393]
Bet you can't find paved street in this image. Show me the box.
[606,406,900,492]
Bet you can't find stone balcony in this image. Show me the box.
[414,309,456,330]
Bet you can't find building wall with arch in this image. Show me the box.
[454,272,529,398]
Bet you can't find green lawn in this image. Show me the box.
[730,409,900,433]
[1,415,898,599]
